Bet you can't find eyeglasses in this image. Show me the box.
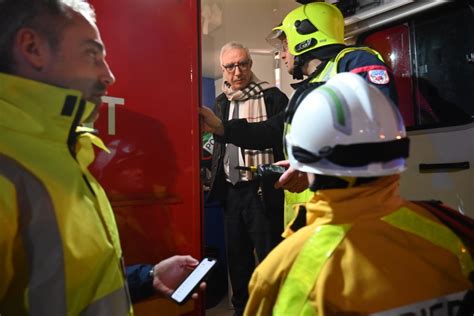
[222,59,251,73]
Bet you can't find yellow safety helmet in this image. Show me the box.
[267,2,345,56]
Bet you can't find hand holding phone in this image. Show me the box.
[170,257,217,304]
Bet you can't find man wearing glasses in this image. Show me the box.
[200,2,398,239]
[205,42,288,315]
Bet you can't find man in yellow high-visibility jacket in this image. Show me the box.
[0,1,202,315]
[244,73,473,316]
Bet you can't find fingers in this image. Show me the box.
[274,160,290,168]
[199,108,212,133]
[285,175,308,193]
[201,122,213,134]
[274,167,296,189]
[158,286,174,297]
[273,160,291,189]
[181,255,199,269]
[165,255,199,269]
[190,282,206,300]
[199,106,211,117]
[274,167,309,192]
[198,107,224,136]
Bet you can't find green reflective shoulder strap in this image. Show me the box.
[310,60,336,83]
[273,224,351,316]
[382,207,474,277]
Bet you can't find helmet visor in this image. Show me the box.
[266,28,285,51]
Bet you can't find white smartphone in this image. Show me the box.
[170,257,217,305]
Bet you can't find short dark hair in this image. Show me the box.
[0,0,96,73]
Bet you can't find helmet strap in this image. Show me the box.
[292,55,305,80]
[309,44,346,61]
[292,44,346,80]
[292,138,410,168]
[293,53,317,80]
[309,174,378,191]
[309,174,350,191]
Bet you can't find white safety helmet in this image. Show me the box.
[286,72,409,177]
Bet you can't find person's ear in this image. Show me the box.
[249,59,253,69]
[14,28,51,71]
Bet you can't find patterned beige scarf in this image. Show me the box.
[223,74,275,180]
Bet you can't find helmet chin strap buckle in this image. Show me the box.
[293,67,304,80]
[292,55,305,80]
[309,174,378,191]
[309,175,349,191]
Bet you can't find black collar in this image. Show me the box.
[290,44,348,91]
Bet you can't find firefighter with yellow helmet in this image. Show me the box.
[244,72,473,316]
[266,1,347,81]
[199,1,398,232]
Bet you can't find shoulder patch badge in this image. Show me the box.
[368,69,390,85]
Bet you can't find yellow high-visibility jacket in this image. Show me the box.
[245,175,473,316]
[0,73,132,315]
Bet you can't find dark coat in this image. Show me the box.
[208,87,288,204]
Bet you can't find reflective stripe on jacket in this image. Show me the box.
[0,73,132,315]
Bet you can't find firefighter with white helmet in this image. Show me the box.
[244,73,473,316]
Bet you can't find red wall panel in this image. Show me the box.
[89,1,202,314]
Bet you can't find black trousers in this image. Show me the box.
[224,181,283,316]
